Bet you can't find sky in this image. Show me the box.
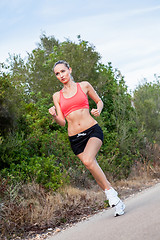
[0,0,160,92]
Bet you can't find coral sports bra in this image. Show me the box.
[59,83,89,117]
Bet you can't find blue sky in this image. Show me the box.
[0,0,160,91]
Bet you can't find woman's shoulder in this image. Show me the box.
[78,81,93,95]
[79,81,91,88]
[53,91,60,101]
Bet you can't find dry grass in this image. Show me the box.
[115,161,160,199]
[0,182,106,239]
[1,161,160,240]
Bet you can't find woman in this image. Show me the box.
[49,60,125,216]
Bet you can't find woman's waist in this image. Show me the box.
[67,118,97,136]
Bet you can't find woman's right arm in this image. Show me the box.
[48,92,66,127]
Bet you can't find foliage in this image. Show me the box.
[0,73,24,135]
[1,155,69,191]
[133,79,160,142]
[0,33,148,190]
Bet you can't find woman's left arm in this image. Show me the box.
[93,100,103,117]
[83,81,104,117]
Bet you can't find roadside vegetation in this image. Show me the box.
[0,33,160,239]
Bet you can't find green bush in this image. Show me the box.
[1,155,69,191]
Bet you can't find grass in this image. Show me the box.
[0,162,160,240]
[0,181,106,239]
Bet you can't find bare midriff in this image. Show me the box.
[66,108,97,136]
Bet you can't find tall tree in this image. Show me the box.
[0,73,24,135]
[133,79,160,142]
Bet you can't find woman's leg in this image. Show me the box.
[77,137,111,190]
[77,137,125,216]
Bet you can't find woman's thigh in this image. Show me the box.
[77,137,102,162]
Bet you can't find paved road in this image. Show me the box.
[48,183,160,240]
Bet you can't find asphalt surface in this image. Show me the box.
[48,183,160,240]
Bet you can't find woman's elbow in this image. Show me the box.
[61,120,66,127]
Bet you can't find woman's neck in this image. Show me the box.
[63,80,76,90]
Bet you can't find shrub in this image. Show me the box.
[1,155,69,191]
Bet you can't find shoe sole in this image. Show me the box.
[114,203,125,217]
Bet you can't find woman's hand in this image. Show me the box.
[91,108,100,117]
[49,106,57,117]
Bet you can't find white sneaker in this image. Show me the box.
[105,188,120,207]
[114,200,125,217]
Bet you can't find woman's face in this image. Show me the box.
[54,64,72,84]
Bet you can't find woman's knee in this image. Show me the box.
[81,156,94,170]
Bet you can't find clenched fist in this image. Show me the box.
[91,109,100,117]
[49,106,57,117]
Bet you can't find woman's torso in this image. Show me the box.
[59,82,97,136]
[66,109,97,136]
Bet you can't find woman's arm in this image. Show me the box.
[91,100,103,117]
[83,81,103,117]
[49,92,66,126]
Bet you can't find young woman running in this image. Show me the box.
[49,60,125,216]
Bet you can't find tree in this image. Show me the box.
[133,79,160,142]
[25,34,101,98]
[0,33,142,181]
[0,72,24,135]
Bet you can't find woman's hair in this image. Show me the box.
[53,60,70,71]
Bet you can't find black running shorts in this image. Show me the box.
[69,124,103,155]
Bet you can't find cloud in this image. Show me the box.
[1,0,160,91]
[130,5,160,15]
[125,63,160,91]
[0,0,28,10]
